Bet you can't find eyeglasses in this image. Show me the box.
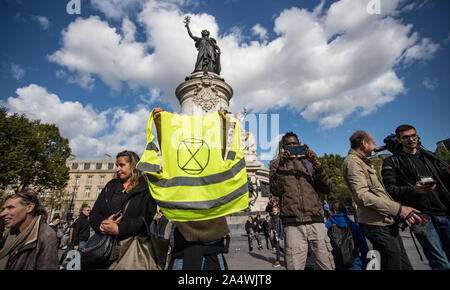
[400,134,417,140]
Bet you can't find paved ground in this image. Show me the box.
[224,229,432,270]
[59,223,432,270]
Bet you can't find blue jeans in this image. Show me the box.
[272,237,281,262]
[171,253,226,270]
[414,214,450,270]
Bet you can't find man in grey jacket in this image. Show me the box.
[0,191,59,270]
[342,130,422,270]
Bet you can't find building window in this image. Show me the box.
[72,187,78,198]
[87,176,93,184]
[97,188,102,197]
[108,162,114,170]
[72,162,78,170]
[96,162,102,170]
[84,163,91,170]
[85,187,91,198]
[75,176,80,185]
[100,176,105,184]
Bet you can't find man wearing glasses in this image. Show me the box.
[72,206,91,252]
[382,124,450,270]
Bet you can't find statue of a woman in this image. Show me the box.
[184,16,221,75]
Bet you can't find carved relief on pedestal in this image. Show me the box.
[192,76,220,112]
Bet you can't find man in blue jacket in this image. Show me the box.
[325,200,370,270]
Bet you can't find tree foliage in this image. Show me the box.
[0,108,71,207]
[318,153,352,205]
[436,145,450,164]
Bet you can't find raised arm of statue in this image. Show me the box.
[184,16,198,41]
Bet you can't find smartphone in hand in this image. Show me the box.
[420,177,437,187]
[287,145,308,157]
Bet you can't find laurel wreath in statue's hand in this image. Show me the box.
[184,16,191,26]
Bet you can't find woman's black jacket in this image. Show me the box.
[89,176,157,239]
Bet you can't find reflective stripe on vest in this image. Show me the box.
[137,109,249,222]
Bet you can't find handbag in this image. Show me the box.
[80,201,130,269]
[108,217,169,270]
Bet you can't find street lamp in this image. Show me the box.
[66,186,77,222]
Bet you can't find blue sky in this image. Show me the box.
[1,0,449,167]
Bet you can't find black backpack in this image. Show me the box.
[328,224,355,268]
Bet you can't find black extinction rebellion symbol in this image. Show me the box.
[177,138,210,175]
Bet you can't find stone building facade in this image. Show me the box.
[59,154,116,221]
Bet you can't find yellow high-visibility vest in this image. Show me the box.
[137,109,249,222]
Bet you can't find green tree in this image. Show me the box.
[0,108,71,208]
[436,145,450,164]
[318,153,352,205]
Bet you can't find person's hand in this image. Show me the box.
[99,214,123,235]
[398,205,422,227]
[153,106,164,119]
[305,145,321,169]
[279,151,291,166]
[413,181,436,194]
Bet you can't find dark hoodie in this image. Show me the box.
[325,213,370,270]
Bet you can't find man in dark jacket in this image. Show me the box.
[72,205,91,252]
[245,216,262,252]
[0,191,59,270]
[269,207,284,267]
[382,124,450,270]
[262,215,273,250]
[269,131,334,270]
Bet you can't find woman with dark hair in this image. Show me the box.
[89,150,157,269]
[0,191,58,270]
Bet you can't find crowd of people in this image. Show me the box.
[262,124,449,270]
[0,118,448,271]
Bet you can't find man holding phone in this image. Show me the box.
[269,132,334,270]
[382,124,450,270]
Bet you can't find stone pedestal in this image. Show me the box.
[174,71,270,213]
[176,72,233,115]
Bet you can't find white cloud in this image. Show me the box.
[90,0,145,20]
[56,70,66,78]
[31,15,50,30]
[1,84,151,157]
[251,24,267,40]
[444,33,450,46]
[3,84,108,139]
[423,77,438,90]
[11,63,25,81]
[49,0,439,129]
[402,38,439,65]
